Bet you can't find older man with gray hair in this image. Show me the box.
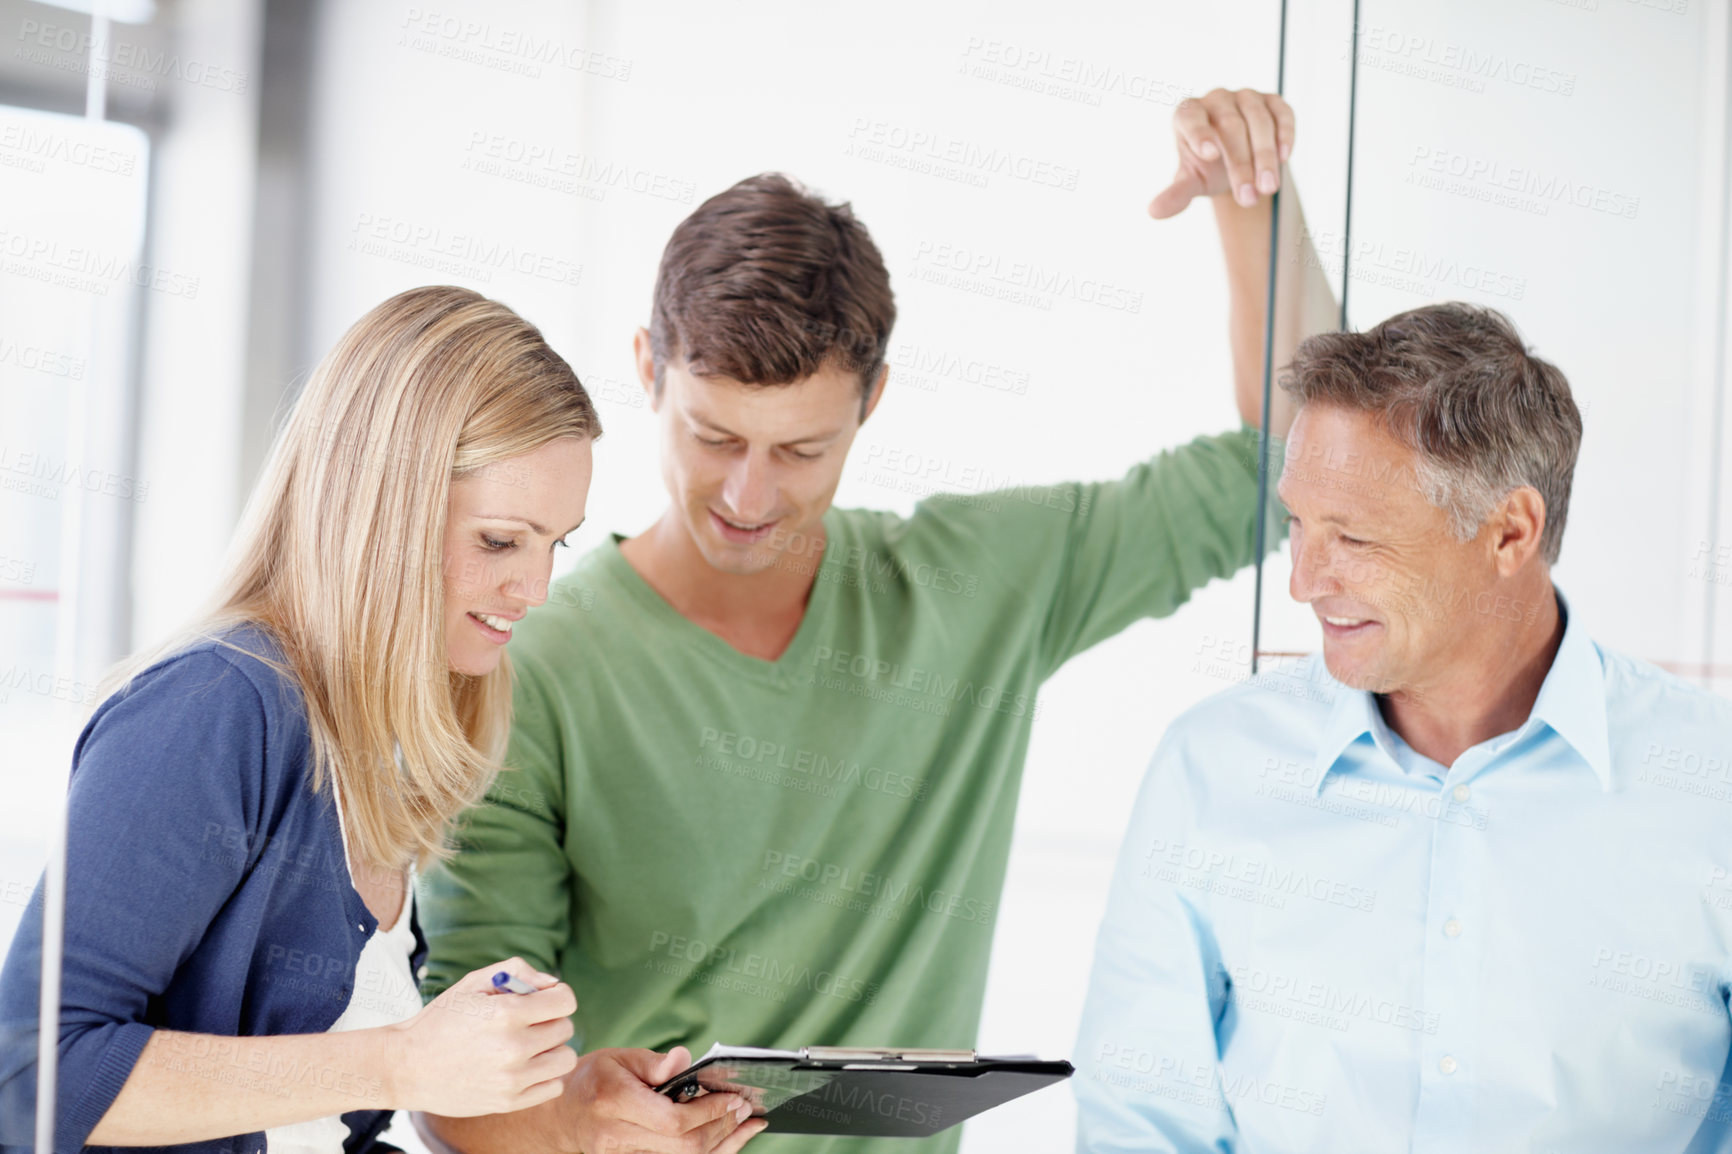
[1074,303,1732,1153]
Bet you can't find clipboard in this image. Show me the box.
[654,1044,1074,1137]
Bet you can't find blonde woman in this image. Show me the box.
[0,286,753,1153]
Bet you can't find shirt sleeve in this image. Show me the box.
[935,421,1274,675]
[418,650,572,1000]
[0,650,265,1150]
[1032,425,1282,678]
[1074,729,1238,1154]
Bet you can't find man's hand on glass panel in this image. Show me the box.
[1151,88,1295,219]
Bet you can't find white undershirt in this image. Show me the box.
[264,778,420,1154]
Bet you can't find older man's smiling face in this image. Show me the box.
[1277,404,1505,699]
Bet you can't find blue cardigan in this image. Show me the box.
[0,627,427,1153]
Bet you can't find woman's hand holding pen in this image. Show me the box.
[386,956,579,1116]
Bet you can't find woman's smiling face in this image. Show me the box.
[442,436,593,676]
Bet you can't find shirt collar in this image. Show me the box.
[1310,678,1383,795]
[1309,589,1611,795]
[1526,592,1612,790]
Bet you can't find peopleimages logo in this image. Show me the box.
[761,849,995,926]
[347,213,582,287]
[846,118,1081,191]
[461,131,696,204]
[644,931,880,1006]
[1302,227,1526,302]
[696,726,929,802]
[1406,146,1641,220]
[909,240,1144,313]
[1347,23,1576,97]
[0,336,85,379]
[16,19,250,93]
[1092,1042,1328,1116]
[0,230,200,299]
[1230,965,1440,1034]
[0,665,100,706]
[804,644,1041,721]
[0,446,148,502]
[887,341,1030,396]
[956,37,1196,109]
[0,121,136,176]
[1141,838,1379,912]
[397,9,632,81]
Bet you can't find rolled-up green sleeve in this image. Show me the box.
[1032,425,1285,677]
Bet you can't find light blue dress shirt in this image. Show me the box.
[1076,597,1732,1153]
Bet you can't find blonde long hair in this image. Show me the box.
[115,286,600,868]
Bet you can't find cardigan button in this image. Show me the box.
[357,922,366,933]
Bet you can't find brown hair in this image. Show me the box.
[1282,302,1581,564]
[649,173,896,415]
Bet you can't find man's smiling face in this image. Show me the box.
[1277,403,1499,697]
[652,358,872,576]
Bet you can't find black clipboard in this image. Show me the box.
[654,1045,1074,1137]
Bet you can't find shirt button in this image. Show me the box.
[1452,784,1471,802]
[417,964,429,980]
[1444,918,1462,938]
[1438,1055,1458,1075]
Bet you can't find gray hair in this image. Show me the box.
[1281,303,1582,564]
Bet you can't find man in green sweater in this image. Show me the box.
[422,88,1332,1154]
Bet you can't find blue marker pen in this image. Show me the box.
[491,971,537,995]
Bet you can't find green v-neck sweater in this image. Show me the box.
[422,426,1275,1153]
